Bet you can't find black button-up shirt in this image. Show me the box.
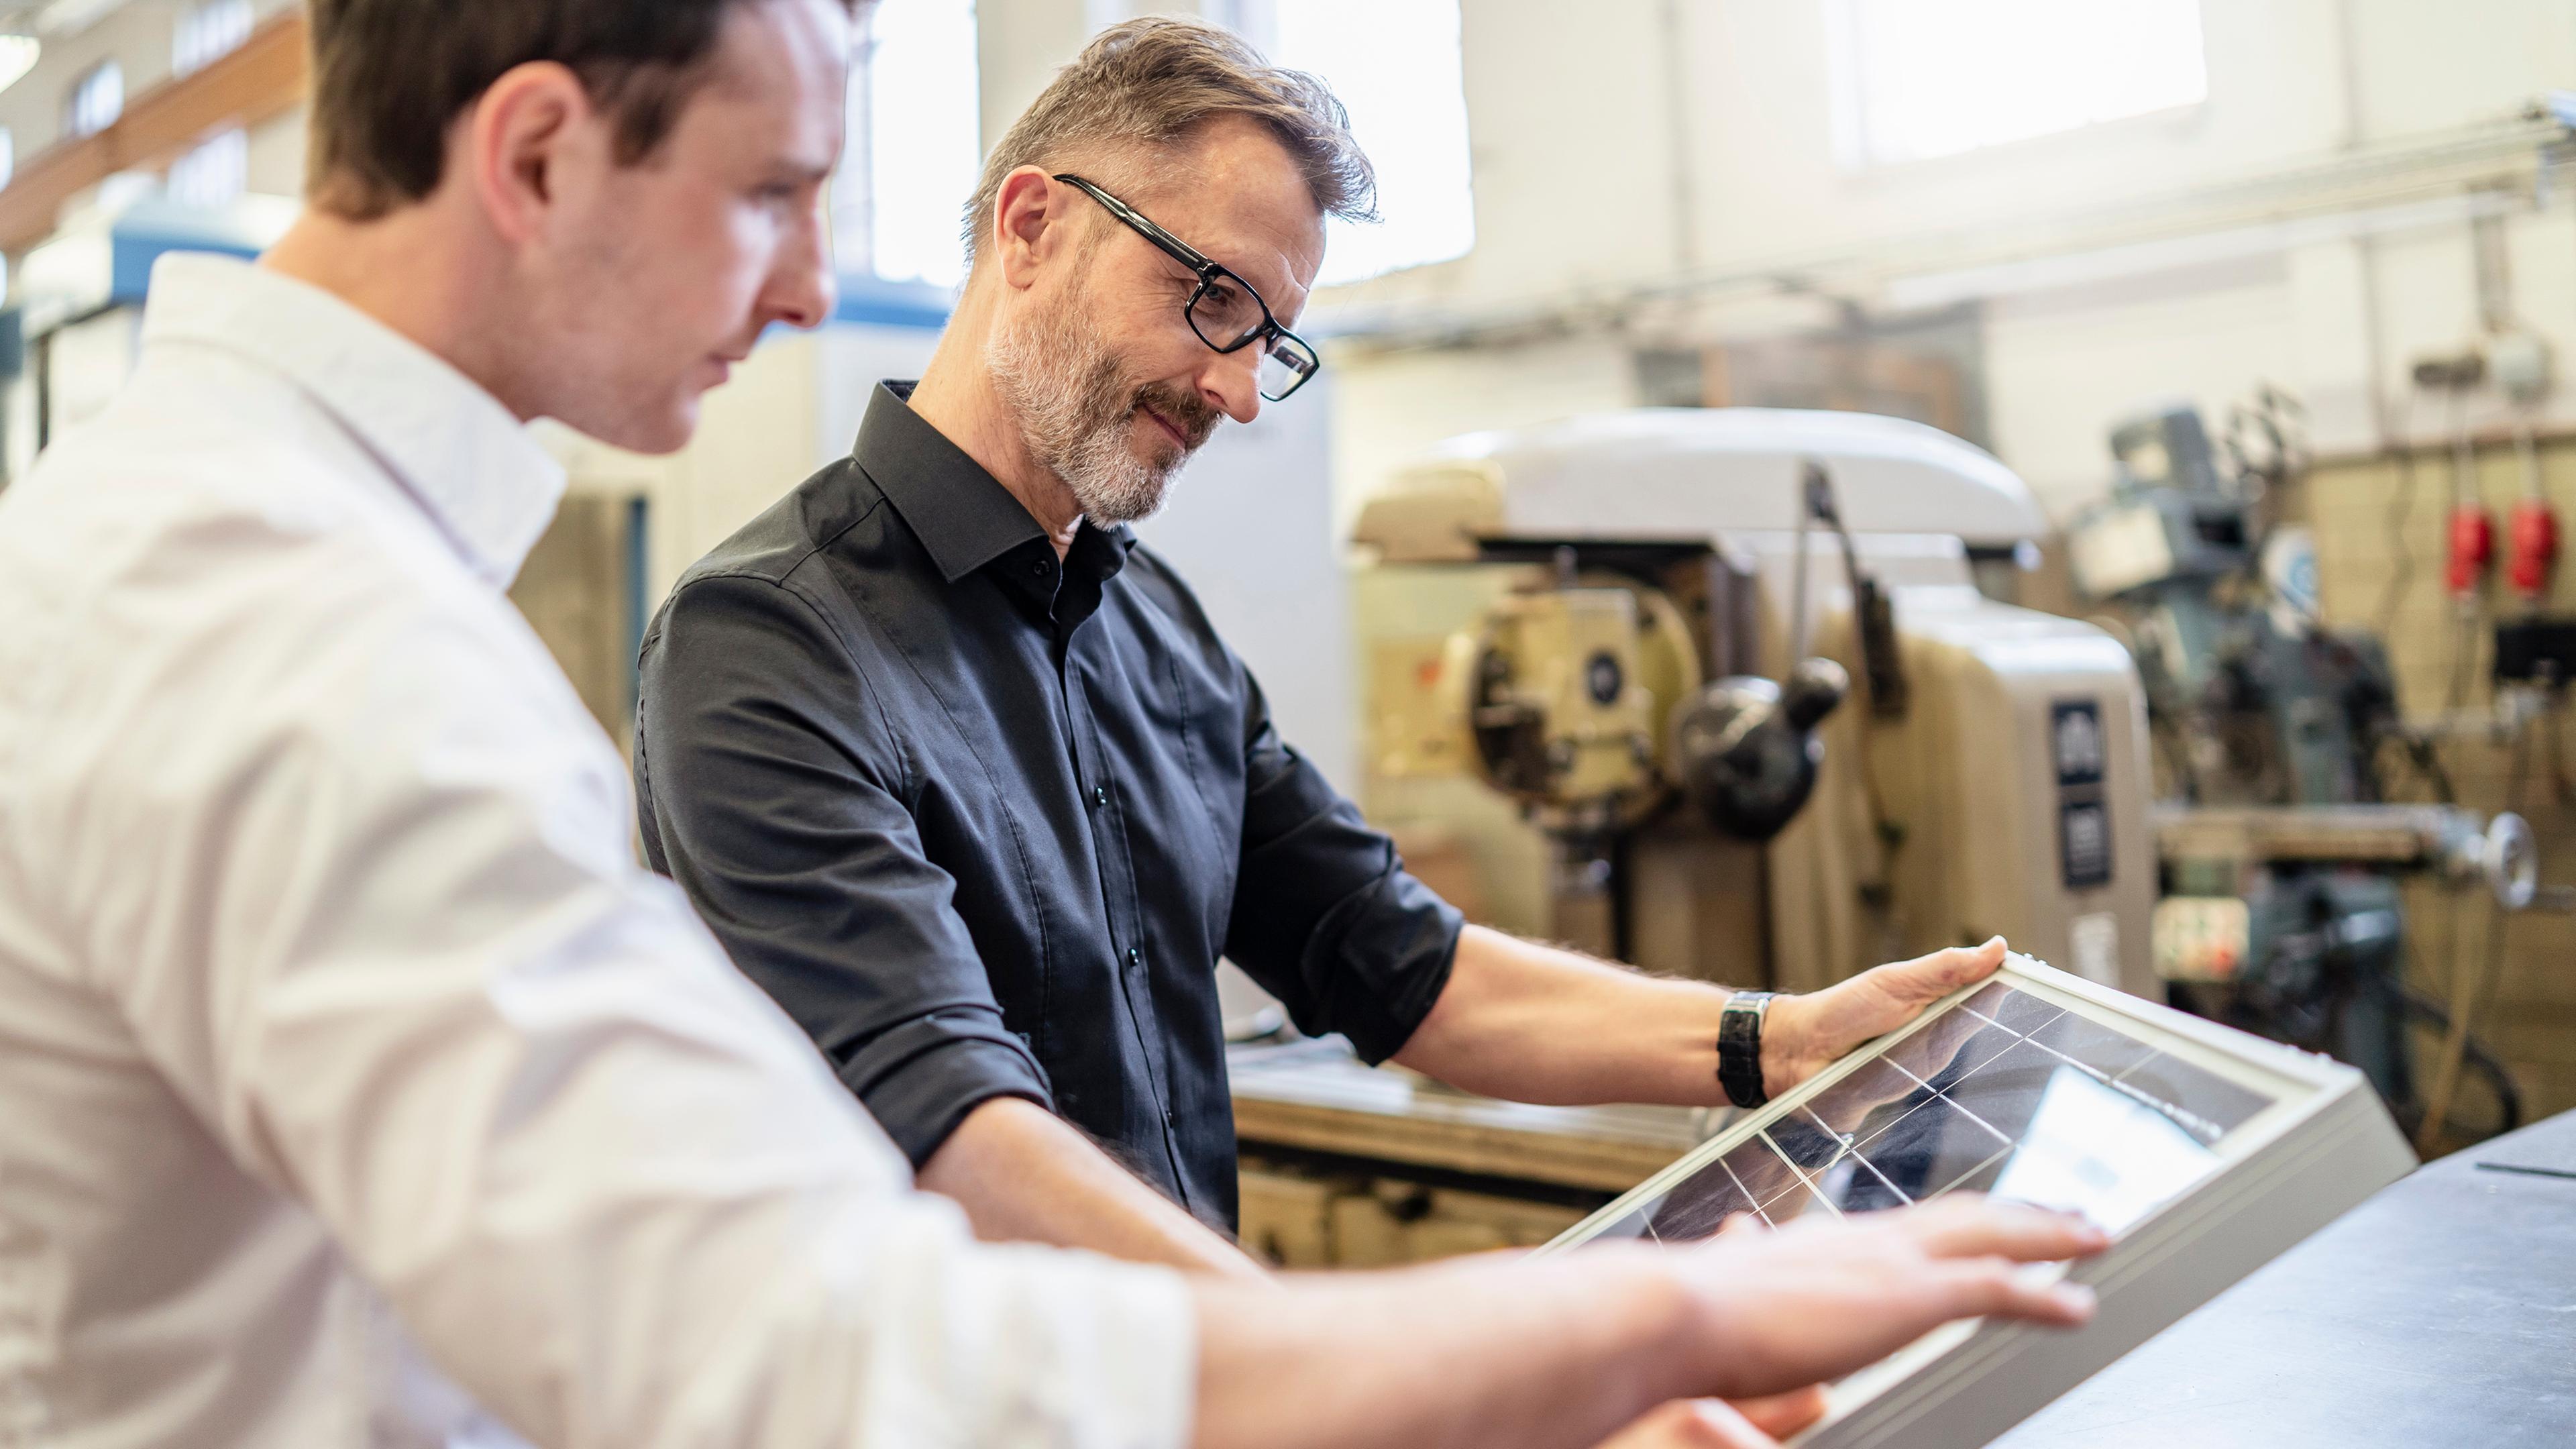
[634,382,1463,1228]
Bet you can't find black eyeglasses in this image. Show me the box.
[1053,174,1322,403]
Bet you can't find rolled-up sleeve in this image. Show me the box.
[1221,674,1465,1064]
[637,570,1049,1167]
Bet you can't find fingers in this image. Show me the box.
[1729,1386,1829,1438]
[1905,1195,2111,1265]
[1925,1258,2099,1327]
[1669,1399,1784,1449]
[1595,1399,1782,1449]
[1718,1211,1768,1239]
[1925,936,2006,991]
[1863,936,2005,1008]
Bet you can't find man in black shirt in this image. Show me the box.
[635,17,2010,1276]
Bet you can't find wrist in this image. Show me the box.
[1575,1248,1730,1406]
[1755,991,1807,1099]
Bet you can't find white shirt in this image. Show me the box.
[0,254,1194,1449]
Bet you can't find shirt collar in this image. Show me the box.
[855,381,1137,585]
[138,252,569,588]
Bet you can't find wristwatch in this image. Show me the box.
[1717,991,1776,1110]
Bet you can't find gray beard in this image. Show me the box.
[986,292,1187,527]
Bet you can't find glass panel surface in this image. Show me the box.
[1849,1093,2012,1200]
[2112,1051,2271,1144]
[1986,1065,2223,1232]
[1568,983,2284,1250]
[1801,1056,1939,1141]
[2021,1010,2159,1082]
[1960,980,2067,1034]
[1885,1010,2023,1093]
[1647,1157,1762,1242]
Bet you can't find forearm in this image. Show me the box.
[918,1096,1268,1280]
[1393,925,1733,1106]
[1192,1248,1707,1449]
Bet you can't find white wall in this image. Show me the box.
[1301,0,2576,521]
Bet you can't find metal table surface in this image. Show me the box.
[1994,1108,2576,1448]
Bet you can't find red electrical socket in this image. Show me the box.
[2449,502,2496,597]
[2508,498,2559,600]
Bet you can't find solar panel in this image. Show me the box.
[1543,956,2416,1448]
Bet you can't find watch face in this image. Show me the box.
[1547,957,2414,1449]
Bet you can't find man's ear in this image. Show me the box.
[991,167,1070,293]
[462,61,600,245]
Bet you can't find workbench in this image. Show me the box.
[1996,1106,2576,1447]
[1226,1037,1712,1265]
[1229,1036,1711,1192]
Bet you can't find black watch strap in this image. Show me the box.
[1717,991,1775,1109]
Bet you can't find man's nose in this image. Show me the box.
[1200,343,1263,427]
[766,217,837,332]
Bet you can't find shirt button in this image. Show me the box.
[1127,947,1142,971]
[1093,785,1108,807]
[1163,1108,1176,1128]
[1028,559,1049,577]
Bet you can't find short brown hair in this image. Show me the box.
[306,0,862,220]
[967,17,1377,260]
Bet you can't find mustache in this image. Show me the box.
[1134,384,1220,451]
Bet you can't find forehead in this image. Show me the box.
[683,0,850,152]
[1116,117,1328,307]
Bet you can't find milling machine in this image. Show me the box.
[1353,408,2158,1000]
[2070,400,2538,1136]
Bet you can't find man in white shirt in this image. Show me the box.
[0,2,2103,1447]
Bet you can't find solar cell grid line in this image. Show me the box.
[1605,980,2281,1254]
[1955,981,2068,1035]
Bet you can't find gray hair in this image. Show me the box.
[965,15,1379,260]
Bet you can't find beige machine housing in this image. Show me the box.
[1354,409,2157,1000]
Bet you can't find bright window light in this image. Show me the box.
[173,0,254,78]
[1833,0,2208,168]
[0,36,38,100]
[1270,0,1476,286]
[166,126,246,209]
[62,58,120,140]
[843,0,981,288]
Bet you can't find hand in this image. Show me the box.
[1668,1195,2105,1402]
[1760,937,2006,1096]
[1589,1391,1824,1449]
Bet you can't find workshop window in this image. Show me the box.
[173,0,254,78]
[836,0,980,288]
[1267,0,1476,285]
[166,127,247,210]
[62,59,121,140]
[0,129,15,194]
[1829,0,2208,168]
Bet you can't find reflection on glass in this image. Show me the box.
[1649,1161,1759,1242]
[2114,1053,2270,1144]
[1851,1094,2010,1201]
[2023,1010,2157,1082]
[1572,985,2280,1253]
[1802,1057,1938,1141]
[1961,981,2067,1034]
[1886,1012,2022,1094]
[1717,1138,1803,1210]
[1937,1041,2063,1143]
[1988,1065,2221,1233]
[1585,1197,1660,1244]
[1764,1116,1847,1174]
[1805,1149,1910,1213]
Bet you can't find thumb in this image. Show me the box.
[1929,936,2006,990]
